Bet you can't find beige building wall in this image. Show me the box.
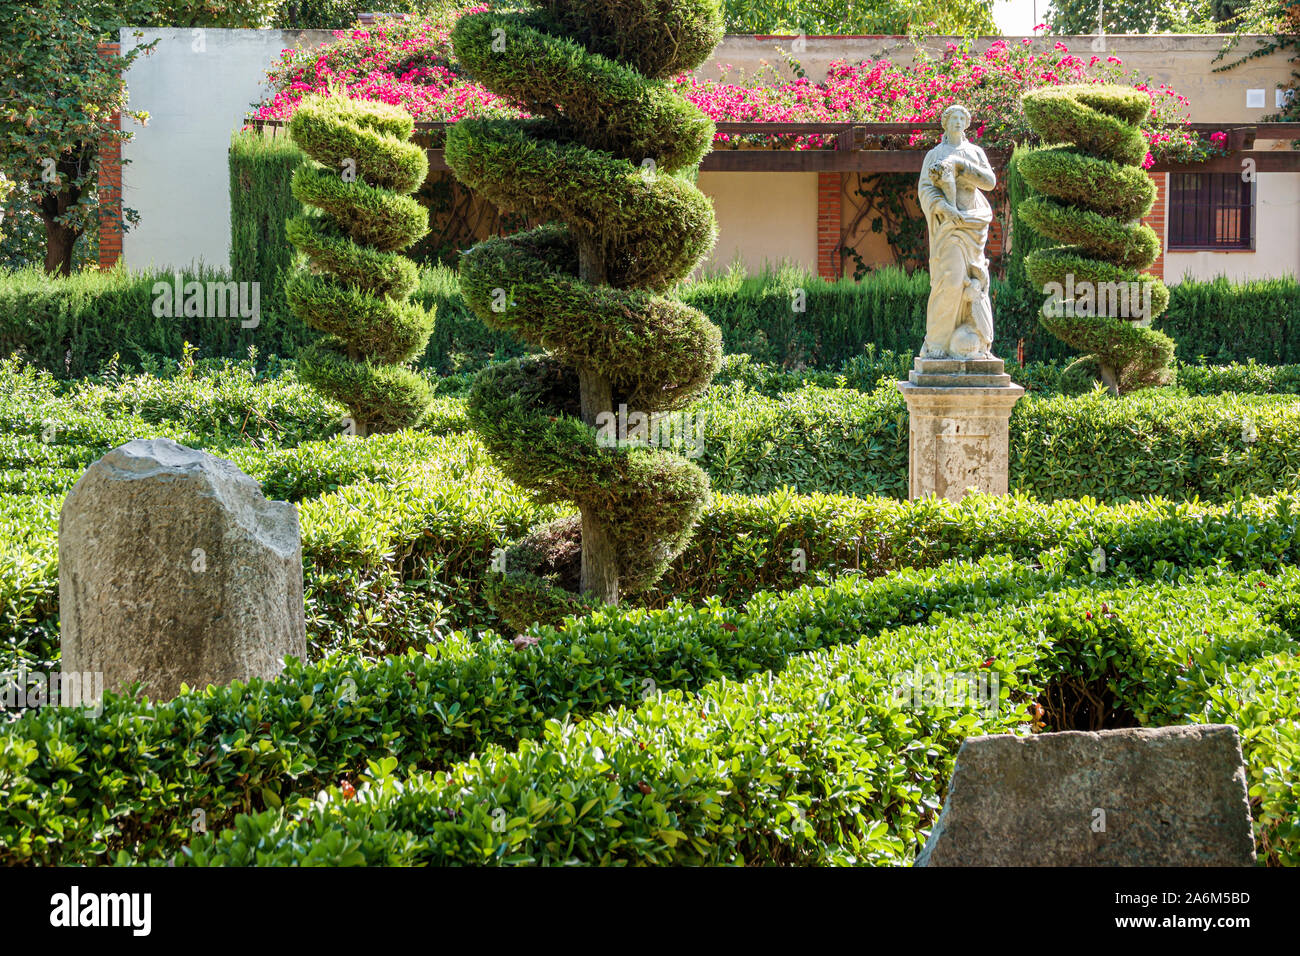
[694,34,1297,282]
[698,35,1294,126]
[695,170,819,274]
[1165,172,1300,282]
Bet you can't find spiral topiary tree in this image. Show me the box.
[1018,85,1176,394]
[444,1,725,630]
[286,95,436,436]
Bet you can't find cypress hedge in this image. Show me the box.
[2,266,1298,379]
[228,130,308,344]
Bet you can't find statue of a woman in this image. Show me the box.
[917,104,997,360]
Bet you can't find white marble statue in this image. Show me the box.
[918,104,997,360]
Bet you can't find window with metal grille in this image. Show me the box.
[1168,172,1255,250]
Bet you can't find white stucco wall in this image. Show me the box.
[119,28,331,272]
[1164,172,1300,283]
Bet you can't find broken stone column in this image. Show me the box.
[916,724,1256,866]
[897,358,1024,501]
[59,438,306,704]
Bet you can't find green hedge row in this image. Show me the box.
[713,352,1300,400]
[0,266,321,377]
[178,568,1300,866]
[3,261,1298,379]
[6,557,1297,865]
[696,382,1300,502]
[2,367,1298,664]
[3,355,1299,664]
[0,554,1056,865]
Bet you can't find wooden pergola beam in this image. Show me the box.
[248,118,1300,173]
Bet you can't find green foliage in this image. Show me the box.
[0,2,154,274]
[1046,0,1219,34]
[229,131,308,343]
[0,553,1034,864]
[146,0,281,26]
[444,1,726,624]
[7,551,1299,865]
[287,95,436,436]
[6,251,1290,381]
[170,569,1297,866]
[1020,85,1175,394]
[1166,276,1300,364]
[691,381,1300,502]
[2,339,1299,866]
[0,2,280,273]
[719,0,996,34]
[0,265,314,375]
[1177,360,1300,396]
[272,0,370,28]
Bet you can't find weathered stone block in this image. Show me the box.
[916,725,1256,866]
[59,438,306,703]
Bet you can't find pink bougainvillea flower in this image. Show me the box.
[252,15,1205,163]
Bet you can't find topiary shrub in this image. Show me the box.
[444,1,726,629]
[286,95,436,436]
[1018,85,1175,395]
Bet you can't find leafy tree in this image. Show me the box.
[721,0,996,34]
[1046,0,1219,34]
[445,0,726,626]
[0,1,278,275]
[1018,85,1174,395]
[285,95,436,437]
[0,2,156,275]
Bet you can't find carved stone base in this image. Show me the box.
[897,359,1024,502]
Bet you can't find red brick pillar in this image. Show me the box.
[97,42,123,271]
[987,209,1006,265]
[817,171,842,280]
[1143,172,1167,281]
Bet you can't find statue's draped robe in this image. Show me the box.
[918,140,996,359]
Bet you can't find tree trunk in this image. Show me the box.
[40,193,79,277]
[39,148,90,277]
[577,238,619,605]
[1098,362,1121,398]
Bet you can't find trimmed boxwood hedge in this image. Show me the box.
[695,381,1300,502]
[3,352,1299,664]
[5,560,1297,866]
[1,359,1298,866]
[177,568,1300,866]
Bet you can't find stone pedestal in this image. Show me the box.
[896,358,1024,502]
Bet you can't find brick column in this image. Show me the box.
[817,171,842,280]
[97,42,123,271]
[987,203,1006,271]
[1143,172,1167,281]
